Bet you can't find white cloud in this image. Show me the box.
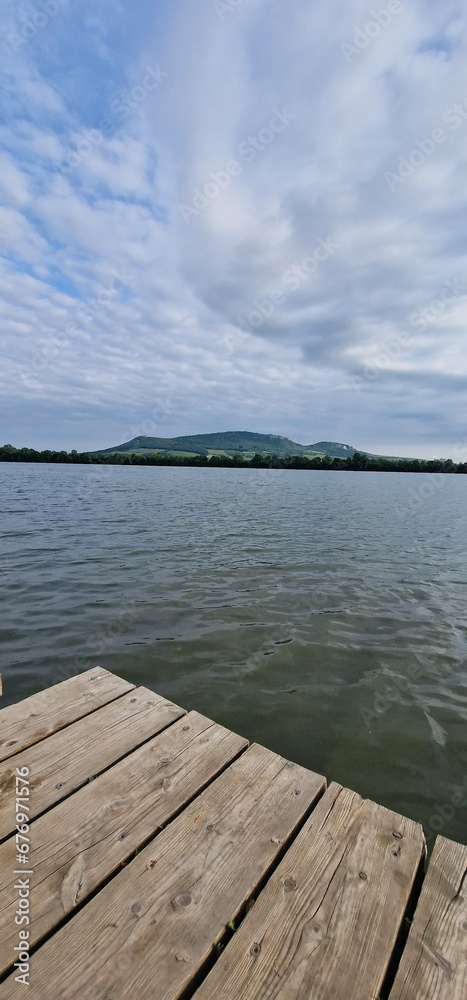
[0,0,467,456]
[0,153,32,206]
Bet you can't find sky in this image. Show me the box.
[1,0,467,458]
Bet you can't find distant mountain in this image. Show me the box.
[96,431,361,459]
[305,441,356,459]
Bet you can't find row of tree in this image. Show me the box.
[1,443,466,474]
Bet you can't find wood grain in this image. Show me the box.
[193,782,426,1000]
[0,667,134,761]
[0,711,247,976]
[0,744,325,999]
[389,835,467,1000]
[0,687,184,840]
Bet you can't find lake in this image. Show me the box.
[1,462,466,845]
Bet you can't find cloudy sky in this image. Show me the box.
[1,0,466,457]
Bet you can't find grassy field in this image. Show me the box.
[107,449,201,458]
[104,447,330,461]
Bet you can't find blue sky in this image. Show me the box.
[1,0,467,457]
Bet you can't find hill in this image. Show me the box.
[96,431,360,459]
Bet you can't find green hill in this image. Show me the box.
[308,441,355,458]
[96,431,360,459]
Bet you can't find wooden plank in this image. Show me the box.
[389,835,467,1000]
[0,745,326,999]
[0,688,184,840]
[0,711,248,977]
[0,668,134,761]
[193,782,426,1000]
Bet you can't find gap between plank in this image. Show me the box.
[0,703,185,847]
[0,737,251,986]
[0,671,136,759]
[176,777,328,1000]
[376,850,427,1000]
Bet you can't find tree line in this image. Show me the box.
[1,443,466,474]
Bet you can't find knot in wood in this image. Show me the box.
[359,871,368,881]
[284,878,297,890]
[392,831,403,839]
[177,893,192,908]
[250,942,261,957]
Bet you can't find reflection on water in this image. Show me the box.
[1,463,467,844]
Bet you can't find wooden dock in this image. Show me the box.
[0,667,465,999]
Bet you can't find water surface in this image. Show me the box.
[2,463,466,845]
